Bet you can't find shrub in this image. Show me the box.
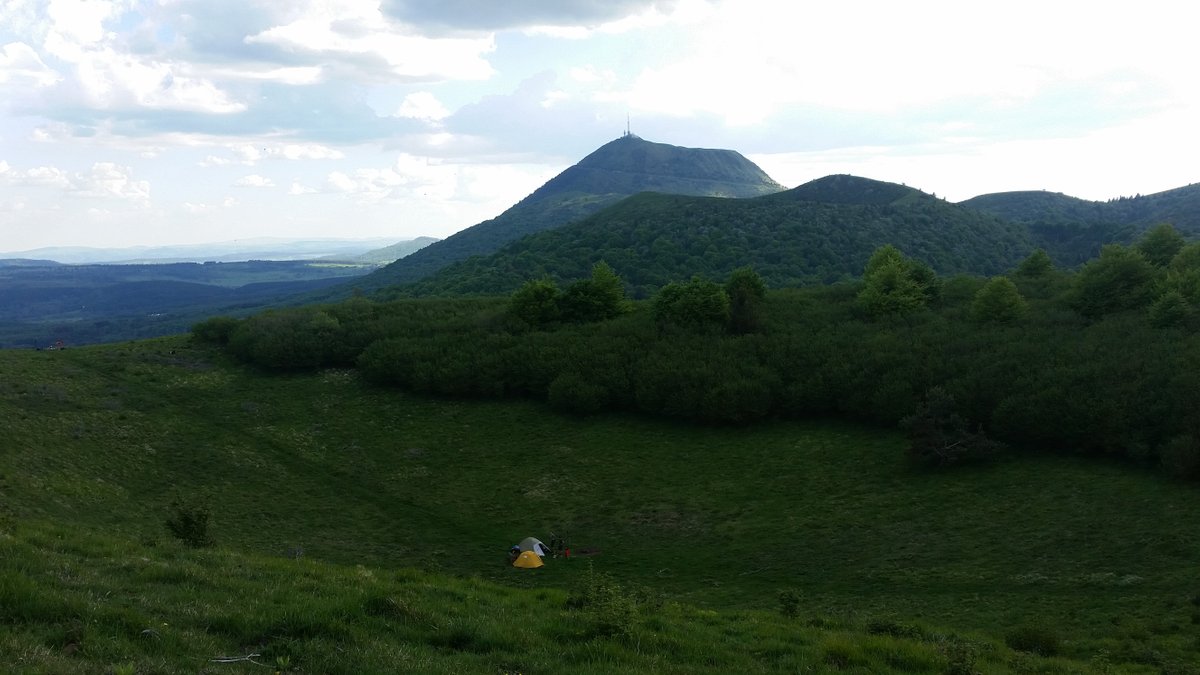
[1160,434,1200,480]
[902,387,1003,467]
[1005,624,1061,656]
[547,371,609,415]
[568,564,638,639]
[164,500,214,547]
[652,277,730,333]
[190,316,240,345]
[777,589,801,619]
[508,278,561,328]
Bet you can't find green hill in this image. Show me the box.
[962,183,1200,265]
[401,176,1032,297]
[335,236,439,264]
[354,135,785,291]
[4,520,1086,675]
[3,335,1200,671]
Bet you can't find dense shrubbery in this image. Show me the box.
[205,230,1200,479]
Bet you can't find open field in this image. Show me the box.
[3,336,1199,671]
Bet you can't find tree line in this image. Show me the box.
[194,224,1200,480]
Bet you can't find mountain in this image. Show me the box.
[355,135,786,290]
[961,183,1200,265]
[0,260,375,348]
[1,237,402,264]
[338,236,440,264]
[400,175,1033,297]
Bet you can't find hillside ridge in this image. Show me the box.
[401,176,1032,296]
[351,135,786,291]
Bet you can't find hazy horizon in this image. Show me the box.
[2,0,1197,251]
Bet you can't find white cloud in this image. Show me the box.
[0,159,150,203]
[289,181,317,195]
[613,0,1194,126]
[26,0,246,114]
[395,91,450,121]
[568,65,615,85]
[245,0,496,82]
[208,65,325,85]
[234,174,274,188]
[202,142,346,166]
[183,196,238,213]
[0,42,61,88]
[324,153,461,202]
[0,162,72,188]
[74,162,151,203]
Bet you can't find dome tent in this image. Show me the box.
[517,537,549,557]
[513,550,544,569]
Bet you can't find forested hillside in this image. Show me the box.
[352,135,785,291]
[962,182,1200,264]
[397,176,1032,298]
[205,225,1200,482]
[0,260,373,348]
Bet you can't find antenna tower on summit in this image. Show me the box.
[624,113,631,138]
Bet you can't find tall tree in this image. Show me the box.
[1137,223,1186,268]
[653,276,730,332]
[559,261,628,323]
[508,278,561,327]
[970,276,1027,324]
[725,266,767,334]
[857,245,936,319]
[1016,249,1054,277]
[1072,244,1157,318]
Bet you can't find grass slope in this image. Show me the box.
[4,520,1098,674]
[2,338,1199,671]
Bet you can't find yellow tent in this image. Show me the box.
[513,550,544,569]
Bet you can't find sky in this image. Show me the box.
[2,0,1198,252]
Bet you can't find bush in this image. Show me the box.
[165,500,214,547]
[902,387,1003,467]
[190,316,240,345]
[1160,434,1200,480]
[1004,624,1061,656]
[547,371,609,415]
[777,589,801,619]
[652,277,729,333]
[568,564,638,639]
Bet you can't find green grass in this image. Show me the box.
[0,519,1119,674]
[2,336,1200,671]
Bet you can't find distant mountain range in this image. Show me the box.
[354,134,786,291]
[343,237,440,264]
[6,132,1200,346]
[961,183,1200,264]
[0,237,424,265]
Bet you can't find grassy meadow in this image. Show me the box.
[3,336,1200,672]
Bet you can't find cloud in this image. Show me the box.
[0,41,61,88]
[183,196,238,213]
[289,181,317,195]
[325,153,459,202]
[74,162,152,203]
[0,161,73,188]
[395,91,450,121]
[202,142,346,166]
[234,174,274,188]
[380,0,678,32]
[244,0,496,82]
[0,159,150,203]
